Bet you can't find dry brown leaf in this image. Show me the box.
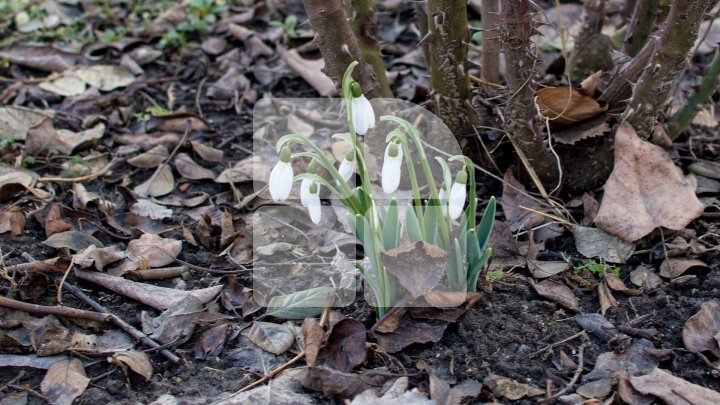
[604,274,642,296]
[302,318,324,367]
[580,71,602,96]
[530,280,579,312]
[595,122,705,242]
[682,300,720,356]
[483,373,544,401]
[0,208,26,236]
[127,145,169,168]
[40,359,90,405]
[630,368,720,404]
[572,225,635,264]
[527,260,570,279]
[246,321,295,355]
[112,350,152,381]
[659,258,707,278]
[44,204,72,237]
[0,105,54,141]
[381,242,448,298]
[278,47,336,97]
[598,281,618,316]
[193,323,231,360]
[134,164,175,198]
[131,199,173,220]
[191,141,224,163]
[535,86,605,127]
[316,319,366,372]
[552,114,610,145]
[74,245,127,271]
[127,233,181,268]
[375,314,447,353]
[174,153,215,180]
[141,296,203,345]
[374,307,406,333]
[630,266,663,291]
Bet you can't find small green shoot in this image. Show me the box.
[574,259,620,278]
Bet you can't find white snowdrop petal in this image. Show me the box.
[381,144,403,194]
[269,161,293,201]
[351,97,369,135]
[439,188,449,216]
[300,178,312,207]
[308,188,322,224]
[338,159,354,182]
[361,96,375,130]
[448,182,466,219]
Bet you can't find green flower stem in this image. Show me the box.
[381,115,450,248]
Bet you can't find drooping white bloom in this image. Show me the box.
[351,94,375,135]
[438,187,449,216]
[307,183,322,224]
[300,160,318,207]
[269,147,293,201]
[300,178,312,207]
[381,141,403,194]
[338,150,354,183]
[448,170,468,220]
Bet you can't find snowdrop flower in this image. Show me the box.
[350,82,375,135]
[307,182,322,224]
[381,140,403,194]
[300,160,317,207]
[338,150,355,183]
[448,169,468,220]
[438,185,449,216]
[269,146,293,201]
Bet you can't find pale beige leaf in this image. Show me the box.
[75,65,135,91]
[0,106,53,141]
[127,145,169,168]
[174,153,214,180]
[127,233,181,268]
[683,300,720,356]
[630,368,720,404]
[191,141,224,163]
[112,350,153,380]
[134,164,175,197]
[40,359,90,405]
[595,122,705,242]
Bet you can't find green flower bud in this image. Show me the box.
[279,146,292,163]
[455,168,468,184]
[350,81,362,98]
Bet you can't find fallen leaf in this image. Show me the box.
[127,233,182,268]
[44,204,72,237]
[39,73,86,96]
[0,44,83,72]
[350,376,435,404]
[576,378,613,399]
[74,270,222,311]
[174,153,215,180]
[530,280,579,312]
[286,114,314,137]
[483,373,543,401]
[375,313,447,353]
[26,121,105,155]
[0,208,26,236]
[572,225,635,263]
[0,106,54,141]
[75,65,135,91]
[194,323,231,360]
[630,368,720,404]
[580,71,602,96]
[374,308,406,333]
[316,319,366,372]
[659,258,707,278]
[247,321,295,355]
[74,245,126,271]
[595,122,705,242]
[131,199,173,220]
[127,145,169,168]
[535,86,605,127]
[381,242,448,298]
[141,296,203,345]
[265,287,337,320]
[191,141,224,163]
[598,281,618,315]
[134,164,175,198]
[141,4,187,38]
[501,170,546,232]
[682,300,720,356]
[278,47,336,97]
[604,274,642,296]
[302,318,324,367]
[26,316,72,356]
[40,359,90,405]
[112,350,152,380]
[527,260,570,279]
[630,266,663,291]
[43,231,103,252]
[303,366,390,398]
[585,338,658,381]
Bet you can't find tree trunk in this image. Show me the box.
[500,0,558,188]
[622,0,660,57]
[625,0,710,138]
[481,0,501,84]
[302,0,380,98]
[427,0,477,134]
[350,0,393,97]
